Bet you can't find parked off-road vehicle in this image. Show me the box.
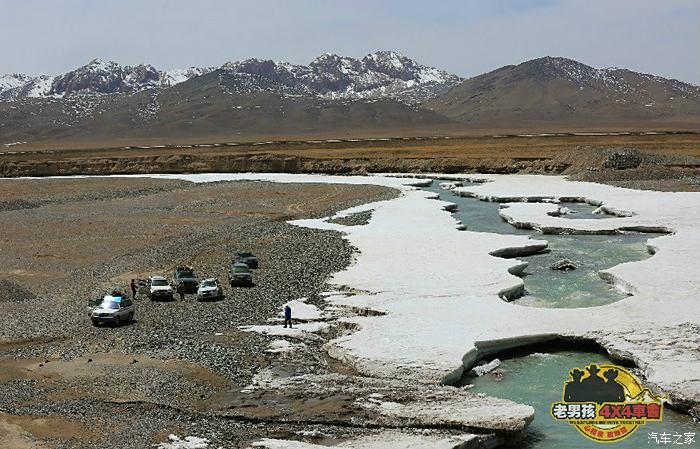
[234,251,259,269]
[173,265,198,293]
[148,275,174,301]
[90,294,135,327]
[229,263,254,287]
[197,278,224,301]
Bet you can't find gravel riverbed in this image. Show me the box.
[0,177,399,448]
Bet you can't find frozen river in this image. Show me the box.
[423,181,655,308]
[32,172,700,449]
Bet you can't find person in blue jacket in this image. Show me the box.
[283,305,292,328]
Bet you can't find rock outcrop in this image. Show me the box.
[551,258,577,271]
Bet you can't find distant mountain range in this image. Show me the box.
[1,53,698,144]
[0,51,460,104]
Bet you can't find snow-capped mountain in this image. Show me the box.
[0,59,214,100]
[220,51,462,103]
[0,51,461,104]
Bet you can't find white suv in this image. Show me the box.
[148,275,174,301]
[197,278,224,301]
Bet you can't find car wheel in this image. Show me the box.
[91,319,99,326]
[114,316,121,327]
[128,312,134,323]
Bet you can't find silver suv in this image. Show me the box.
[197,278,224,301]
[91,296,135,327]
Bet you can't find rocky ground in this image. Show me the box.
[559,147,700,192]
[0,177,418,448]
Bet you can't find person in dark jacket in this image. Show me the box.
[130,279,137,300]
[176,282,186,301]
[283,305,292,328]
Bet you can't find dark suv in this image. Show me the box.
[173,265,198,293]
[229,263,254,287]
[234,251,259,269]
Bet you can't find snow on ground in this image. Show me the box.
[239,322,330,341]
[318,174,699,404]
[265,339,306,353]
[155,435,210,449]
[277,298,323,321]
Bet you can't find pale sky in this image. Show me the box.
[1,0,699,84]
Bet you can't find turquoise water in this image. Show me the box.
[514,234,650,308]
[424,182,653,308]
[426,181,697,448]
[460,350,700,449]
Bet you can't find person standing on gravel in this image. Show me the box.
[177,282,185,301]
[283,305,293,328]
[130,279,137,300]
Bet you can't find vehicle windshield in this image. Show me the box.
[233,266,249,273]
[99,301,120,310]
[177,270,194,278]
[238,252,253,257]
[201,280,217,288]
[151,279,168,287]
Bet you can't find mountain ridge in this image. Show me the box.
[0,51,461,104]
[426,56,700,127]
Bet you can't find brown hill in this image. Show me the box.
[426,57,700,129]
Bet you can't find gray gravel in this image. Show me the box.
[0,179,399,449]
[326,210,374,226]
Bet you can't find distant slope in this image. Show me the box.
[427,57,700,128]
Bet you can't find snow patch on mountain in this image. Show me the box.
[525,56,700,99]
[200,50,462,103]
[163,67,214,86]
[0,74,29,91]
[0,60,213,100]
